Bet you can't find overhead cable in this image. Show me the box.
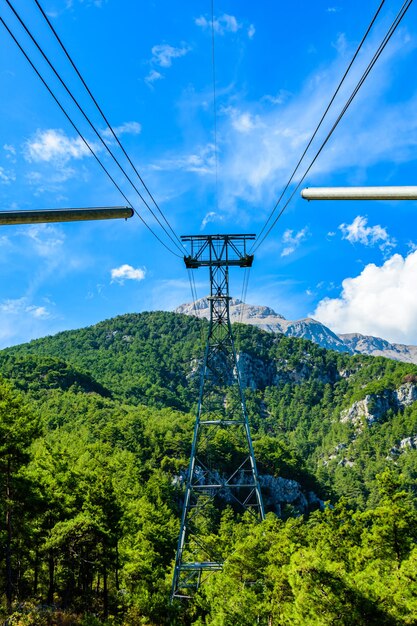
[253,0,413,253]
[3,0,183,256]
[32,0,185,254]
[253,0,386,252]
[239,268,250,325]
[0,15,182,258]
[210,0,219,211]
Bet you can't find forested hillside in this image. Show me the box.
[1,311,417,624]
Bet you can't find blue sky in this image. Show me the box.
[1,0,417,347]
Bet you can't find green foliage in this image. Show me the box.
[0,310,417,623]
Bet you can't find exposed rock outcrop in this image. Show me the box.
[341,383,417,429]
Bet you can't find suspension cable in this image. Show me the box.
[4,0,184,256]
[253,0,413,253]
[187,269,206,350]
[32,0,185,254]
[253,0,386,252]
[210,0,219,212]
[0,15,182,258]
[239,268,250,325]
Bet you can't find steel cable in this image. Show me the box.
[32,0,185,254]
[4,0,184,256]
[253,0,413,253]
[0,15,182,258]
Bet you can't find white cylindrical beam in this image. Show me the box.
[0,206,134,225]
[301,186,417,201]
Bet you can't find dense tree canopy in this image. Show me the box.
[0,311,416,624]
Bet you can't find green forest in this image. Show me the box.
[1,311,417,625]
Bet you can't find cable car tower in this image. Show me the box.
[171,234,265,600]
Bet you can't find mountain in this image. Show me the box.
[177,298,417,364]
[339,332,417,364]
[176,298,350,353]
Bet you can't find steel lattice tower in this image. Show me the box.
[171,234,265,600]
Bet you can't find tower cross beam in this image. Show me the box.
[181,234,255,268]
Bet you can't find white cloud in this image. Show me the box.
[195,14,242,35]
[111,264,146,284]
[313,250,417,344]
[339,215,396,253]
[25,305,51,319]
[102,121,141,139]
[151,43,190,68]
[145,43,190,86]
[281,227,309,257]
[145,69,163,86]
[225,108,262,133]
[24,129,92,164]
[248,24,256,39]
[201,211,221,230]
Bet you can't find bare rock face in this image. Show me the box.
[282,318,348,353]
[340,333,417,364]
[395,382,417,405]
[341,395,389,428]
[260,475,306,515]
[235,352,277,389]
[173,470,322,516]
[341,382,417,429]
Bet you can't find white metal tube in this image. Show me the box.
[301,186,417,200]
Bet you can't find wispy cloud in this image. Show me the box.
[0,166,15,184]
[3,144,16,162]
[339,215,396,254]
[262,90,292,106]
[201,211,223,230]
[102,121,141,139]
[149,278,206,311]
[223,107,263,133]
[151,143,216,175]
[151,43,190,68]
[0,297,56,348]
[195,13,242,35]
[111,264,146,284]
[65,0,107,9]
[313,250,417,344]
[211,28,417,209]
[145,69,163,86]
[281,227,309,257]
[19,224,65,258]
[145,43,190,86]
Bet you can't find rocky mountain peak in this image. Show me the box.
[176,299,417,364]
